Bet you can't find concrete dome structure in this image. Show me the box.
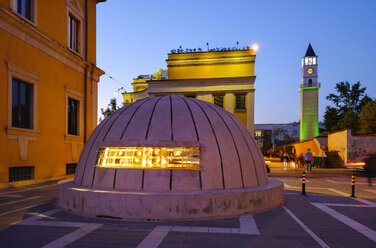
[58,96,283,220]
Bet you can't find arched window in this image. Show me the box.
[308,79,312,86]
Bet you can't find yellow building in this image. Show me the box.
[0,0,105,188]
[122,47,256,133]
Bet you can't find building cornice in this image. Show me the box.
[167,56,255,67]
[148,76,256,85]
[0,6,104,78]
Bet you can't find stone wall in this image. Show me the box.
[328,130,350,162]
[347,135,376,161]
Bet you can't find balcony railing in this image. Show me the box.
[300,82,321,89]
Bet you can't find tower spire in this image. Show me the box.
[305,43,316,57]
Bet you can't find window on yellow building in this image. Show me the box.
[68,97,79,135]
[9,166,34,182]
[235,94,246,110]
[14,0,34,22]
[69,15,80,52]
[213,94,224,108]
[12,78,33,129]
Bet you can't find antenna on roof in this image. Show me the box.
[206,42,209,51]
[236,41,239,49]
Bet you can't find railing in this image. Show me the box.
[300,83,321,88]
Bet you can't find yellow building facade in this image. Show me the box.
[0,0,105,188]
[123,48,256,133]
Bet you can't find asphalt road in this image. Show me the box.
[0,168,375,247]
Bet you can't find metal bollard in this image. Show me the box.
[302,172,306,195]
[351,174,355,197]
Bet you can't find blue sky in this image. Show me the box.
[96,0,376,124]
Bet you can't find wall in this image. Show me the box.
[167,50,255,80]
[347,135,376,160]
[0,0,104,187]
[288,139,322,158]
[328,130,349,163]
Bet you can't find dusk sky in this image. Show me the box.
[96,0,376,124]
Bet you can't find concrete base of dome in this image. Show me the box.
[57,179,284,220]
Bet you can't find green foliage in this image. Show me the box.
[326,81,369,115]
[359,101,376,134]
[335,110,360,133]
[324,81,371,134]
[323,106,340,132]
[99,97,122,122]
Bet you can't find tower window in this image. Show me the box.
[308,79,312,86]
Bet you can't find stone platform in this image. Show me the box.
[57,178,284,220]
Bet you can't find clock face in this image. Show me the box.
[307,68,313,74]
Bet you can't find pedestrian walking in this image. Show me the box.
[290,154,296,169]
[283,152,289,170]
[298,153,304,169]
[304,148,313,172]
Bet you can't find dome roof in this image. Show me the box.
[73,96,268,191]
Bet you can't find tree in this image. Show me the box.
[335,110,360,133]
[324,81,371,133]
[99,97,122,122]
[326,81,370,115]
[359,101,376,134]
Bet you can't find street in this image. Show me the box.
[0,167,375,247]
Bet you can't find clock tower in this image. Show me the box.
[300,43,320,141]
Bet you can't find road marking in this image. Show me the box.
[284,183,349,197]
[0,196,41,207]
[0,184,56,196]
[322,203,375,207]
[18,209,61,224]
[364,189,376,194]
[354,198,376,206]
[208,227,231,233]
[168,215,259,234]
[284,192,300,195]
[21,221,88,228]
[0,205,35,217]
[42,223,102,248]
[137,214,259,248]
[312,202,376,242]
[327,188,348,196]
[283,206,330,248]
[137,226,172,248]
[239,214,260,234]
[325,179,344,184]
[325,179,371,185]
[0,194,24,198]
[0,200,53,217]
[284,183,299,189]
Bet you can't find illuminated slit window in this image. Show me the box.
[96,147,200,170]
